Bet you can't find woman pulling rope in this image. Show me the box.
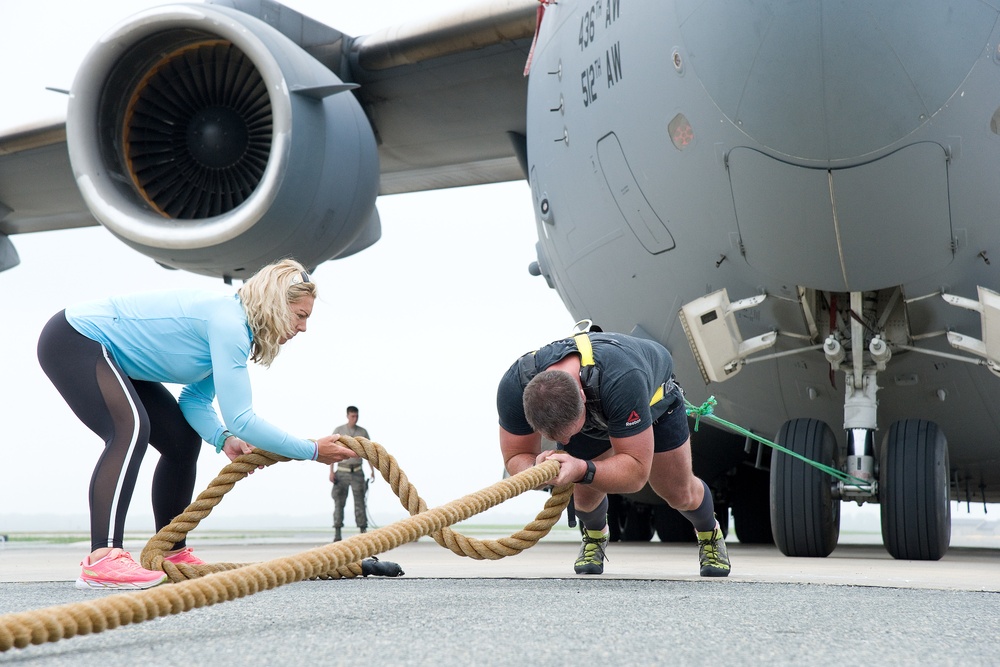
[36,258,357,590]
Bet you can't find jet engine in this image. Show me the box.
[66,3,380,280]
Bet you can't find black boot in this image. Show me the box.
[334,527,342,542]
[361,556,404,577]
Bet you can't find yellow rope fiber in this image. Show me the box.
[0,437,571,652]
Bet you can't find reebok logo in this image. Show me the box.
[625,410,641,427]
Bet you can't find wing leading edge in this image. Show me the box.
[0,0,538,271]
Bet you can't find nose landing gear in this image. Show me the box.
[771,292,951,560]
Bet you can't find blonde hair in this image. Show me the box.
[238,258,317,367]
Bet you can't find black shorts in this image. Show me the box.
[563,385,690,460]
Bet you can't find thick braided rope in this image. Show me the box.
[0,457,570,652]
[141,437,570,581]
[352,436,573,560]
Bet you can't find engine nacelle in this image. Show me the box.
[66,4,380,280]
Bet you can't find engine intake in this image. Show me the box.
[67,4,380,279]
[126,40,270,219]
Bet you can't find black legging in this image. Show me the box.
[37,311,201,552]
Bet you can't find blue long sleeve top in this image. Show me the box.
[65,289,317,460]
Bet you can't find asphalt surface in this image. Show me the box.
[1,535,998,666]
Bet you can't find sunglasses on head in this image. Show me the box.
[290,270,311,285]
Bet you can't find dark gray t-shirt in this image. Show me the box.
[497,332,675,441]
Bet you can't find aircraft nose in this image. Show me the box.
[679,1,997,163]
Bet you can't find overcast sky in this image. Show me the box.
[0,0,577,532]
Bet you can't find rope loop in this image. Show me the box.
[141,437,573,577]
[0,441,571,652]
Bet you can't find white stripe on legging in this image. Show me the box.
[100,346,141,548]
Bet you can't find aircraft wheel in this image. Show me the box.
[616,499,654,541]
[770,418,840,557]
[606,494,623,542]
[880,419,951,560]
[731,467,774,544]
[652,503,732,542]
[654,505,695,542]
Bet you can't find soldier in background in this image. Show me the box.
[330,405,375,541]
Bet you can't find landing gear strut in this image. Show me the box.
[772,291,951,560]
[681,286,953,560]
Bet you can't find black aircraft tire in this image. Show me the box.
[654,505,695,542]
[731,467,774,544]
[606,494,623,542]
[880,419,951,561]
[653,502,729,542]
[619,500,655,542]
[770,418,840,557]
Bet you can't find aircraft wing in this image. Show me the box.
[0,0,538,276]
[349,0,536,194]
[0,121,95,234]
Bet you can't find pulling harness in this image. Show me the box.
[517,333,672,434]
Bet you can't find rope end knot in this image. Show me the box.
[685,396,717,431]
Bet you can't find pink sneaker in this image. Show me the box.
[76,548,168,590]
[163,547,206,566]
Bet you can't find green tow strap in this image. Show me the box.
[685,397,869,487]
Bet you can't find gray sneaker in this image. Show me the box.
[696,522,731,577]
[574,529,609,575]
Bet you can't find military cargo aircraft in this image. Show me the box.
[2,0,998,561]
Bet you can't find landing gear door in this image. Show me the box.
[679,289,771,383]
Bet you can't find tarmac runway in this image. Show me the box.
[1,531,998,666]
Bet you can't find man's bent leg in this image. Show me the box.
[648,439,708,518]
[572,476,610,575]
[649,439,731,577]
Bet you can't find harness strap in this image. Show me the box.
[573,333,595,367]
[650,384,665,406]
[519,333,595,386]
[574,334,602,418]
[517,350,538,387]
[518,334,670,431]
[575,333,667,406]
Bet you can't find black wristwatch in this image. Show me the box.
[577,459,596,484]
